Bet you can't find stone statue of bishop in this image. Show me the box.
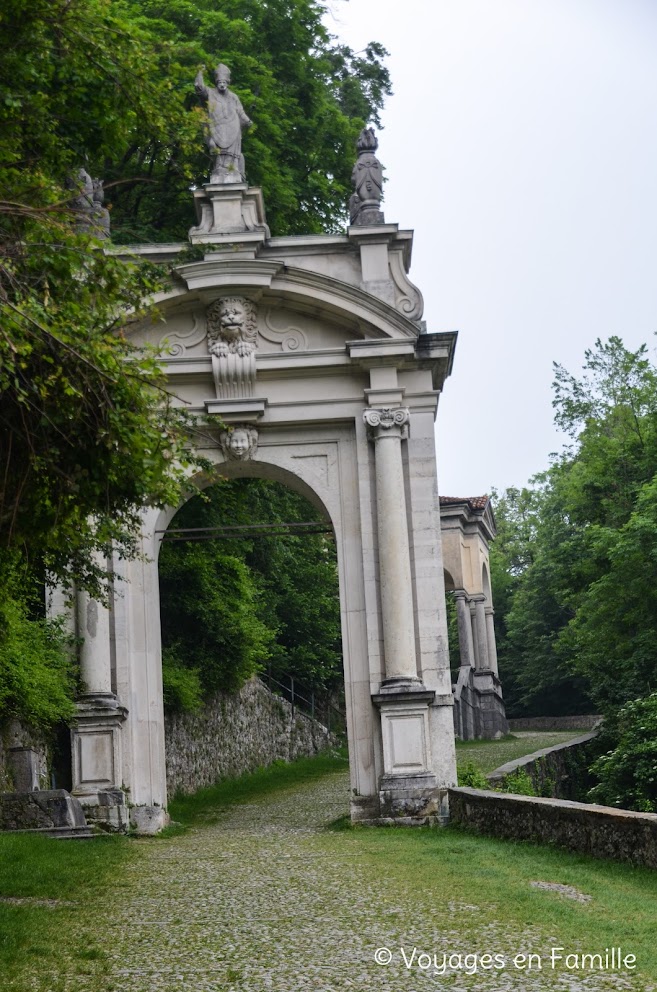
[195,63,252,184]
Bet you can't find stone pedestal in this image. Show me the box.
[189,183,270,243]
[71,585,128,829]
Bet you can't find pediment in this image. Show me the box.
[127,261,422,360]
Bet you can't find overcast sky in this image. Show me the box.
[326,0,657,496]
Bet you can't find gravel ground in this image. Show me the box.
[24,770,655,992]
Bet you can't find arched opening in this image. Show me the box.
[156,470,344,797]
[443,569,460,679]
[482,561,492,603]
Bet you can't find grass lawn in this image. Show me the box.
[0,832,130,989]
[456,729,591,774]
[330,817,657,984]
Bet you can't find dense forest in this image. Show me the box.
[492,337,657,811]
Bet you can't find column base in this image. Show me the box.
[371,681,443,822]
[71,696,127,804]
[80,790,129,833]
[130,806,170,835]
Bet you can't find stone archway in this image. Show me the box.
[54,179,461,832]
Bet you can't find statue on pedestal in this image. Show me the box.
[195,63,252,184]
[349,128,385,226]
[67,168,110,239]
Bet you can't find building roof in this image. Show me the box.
[440,495,489,511]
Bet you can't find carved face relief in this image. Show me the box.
[206,296,258,354]
[219,425,258,460]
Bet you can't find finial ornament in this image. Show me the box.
[349,127,384,226]
[195,62,252,183]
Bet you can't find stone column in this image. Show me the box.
[76,590,114,701]
[485,607,499,677]
[454,591,475,668]
[363,407,417,684]
[472,595,490,670]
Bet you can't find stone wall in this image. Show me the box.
[507,715,601,731]
[449,787,657,869]
[0,721,49,793]
[487,732,598,800]
[164,677,337,798]
[0,731,11,792]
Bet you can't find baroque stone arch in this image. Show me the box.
[52,178,462,832]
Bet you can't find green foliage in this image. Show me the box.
[159,478,342,709]
[457,760,489,789]
[1,0,205,597]
[0,556,75,730]
[159,541,273,695]
[161,648,203,712]
[502,768,536,797]
[445,593,460,676]
[588,694,657,811]
[101,0,392,240]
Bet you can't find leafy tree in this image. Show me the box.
[491,338,657,806]
[158,478,342,710]
[0,0,201,593]
[588,694,657,811]
[105,0,392,240]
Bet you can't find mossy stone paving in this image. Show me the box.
[24,771,656,992]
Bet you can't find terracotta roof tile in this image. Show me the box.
[440,495,489,510]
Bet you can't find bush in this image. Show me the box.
[502,768,536,796]
[0,595,75,731]
[458,761,490,789]
[588,694,657,811]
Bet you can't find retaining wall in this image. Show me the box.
[164,677,337,798]
[487,732,598,800]
[449,787,657,869]
[507,715,601,731]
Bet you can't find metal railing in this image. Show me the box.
[260,669,346,737]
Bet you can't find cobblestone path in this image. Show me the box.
[33,770,655,992]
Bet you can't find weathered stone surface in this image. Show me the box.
[0,790,86,831]
[508,714,601,731]
[194,63,252,183]
[449,786,657,869]
[487,732,598,799]
[164,677,338,798]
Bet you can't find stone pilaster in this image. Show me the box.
[472,595,490,670]
[485,607,499,677]
[363,407,417,685]
[454,590,475,668]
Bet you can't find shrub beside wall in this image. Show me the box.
[488,732,598,800]
[164,677,337,798]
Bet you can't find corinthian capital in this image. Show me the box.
[363,407,410,440]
